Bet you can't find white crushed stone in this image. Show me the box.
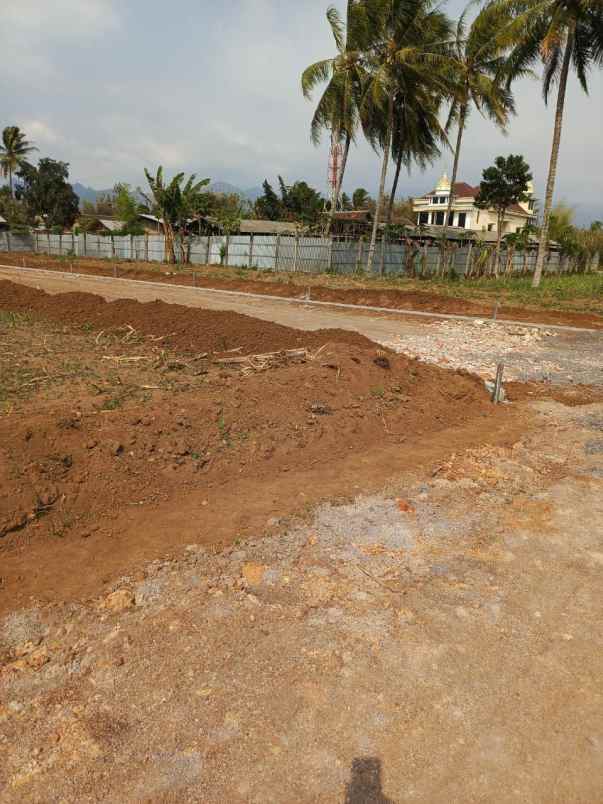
[381,319,558,380]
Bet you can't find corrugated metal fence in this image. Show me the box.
[0,229,585,277]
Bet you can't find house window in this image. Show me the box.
[448,213,454,226]
[457,212,466,228]
[418,211,429,225]
[487,223,494,232]
[528,199,535,211]
[435,211,445,226]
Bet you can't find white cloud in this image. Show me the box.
[3,0,119,35]
[22,120,61,145]
[0,0,120,86]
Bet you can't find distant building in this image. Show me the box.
[137,213,164,234]
[329,209,374,236]
[238,219,299,236]
[0,215,8,231]
[413,173,537,235]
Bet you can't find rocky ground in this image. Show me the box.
[1,401,602,801]
[1,278,602,802]
[385,318,603,385]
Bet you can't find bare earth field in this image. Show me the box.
[1,251,602,328]
[1,273,602,802]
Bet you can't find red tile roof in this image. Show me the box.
[424,181,478,198]
[331,210,372,222]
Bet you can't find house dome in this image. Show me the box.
[435,172,451,193]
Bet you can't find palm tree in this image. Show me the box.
[143,167,210,264]
[301,2,370,233]
[0,126,38,199]
[361,0,453,274]
[386,87,448,224]
[440,4,516,253]
[352,187,371,208]
[499,0,603,287]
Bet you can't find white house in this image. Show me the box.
[413,173,537,235]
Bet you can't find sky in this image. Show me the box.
[1,0,602,224]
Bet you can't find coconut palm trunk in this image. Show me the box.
[532,30,574,288]
[367,98,394,275]
[440,103,467,265]
[8,165,14,199]
[386,151,403,224]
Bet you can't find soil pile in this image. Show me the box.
[0,281,511,611]
[0,280,376,355]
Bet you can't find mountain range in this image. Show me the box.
[72,181,264,207]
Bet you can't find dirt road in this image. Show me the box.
[0,264,426,343]
[1,274,602,802]
[2,400,602,802]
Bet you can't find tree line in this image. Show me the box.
[301,0,603,285]
[0,126,79,233]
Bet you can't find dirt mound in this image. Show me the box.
[0,280,377,355]
[2,253,601,328]
[0,286,515,613]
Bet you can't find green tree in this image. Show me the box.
[0,185,33,231]
[18,158,79,229]
[143,167,210,263]
[352,188,371,209]
[113,183,145,235]
[279,178,324,226]
[206,192,246,234]
[474,154,532,274]
[302,2,370,232]
[0,126,37,199]
[500,0,603,286]
[341,192,353,210]
[440,4,516,249]
[254,180,282,220]
[360,0,452,274]
[386,88,447,224]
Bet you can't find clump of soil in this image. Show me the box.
[505,382,603,406]
[0,280,376,355]
[0,281,513,613]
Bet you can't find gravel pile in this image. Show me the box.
[383,319,559,380]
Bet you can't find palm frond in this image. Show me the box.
[326,5,345,53]
[301,59,333,99]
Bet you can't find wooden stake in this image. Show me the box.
[491,362,504,404]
